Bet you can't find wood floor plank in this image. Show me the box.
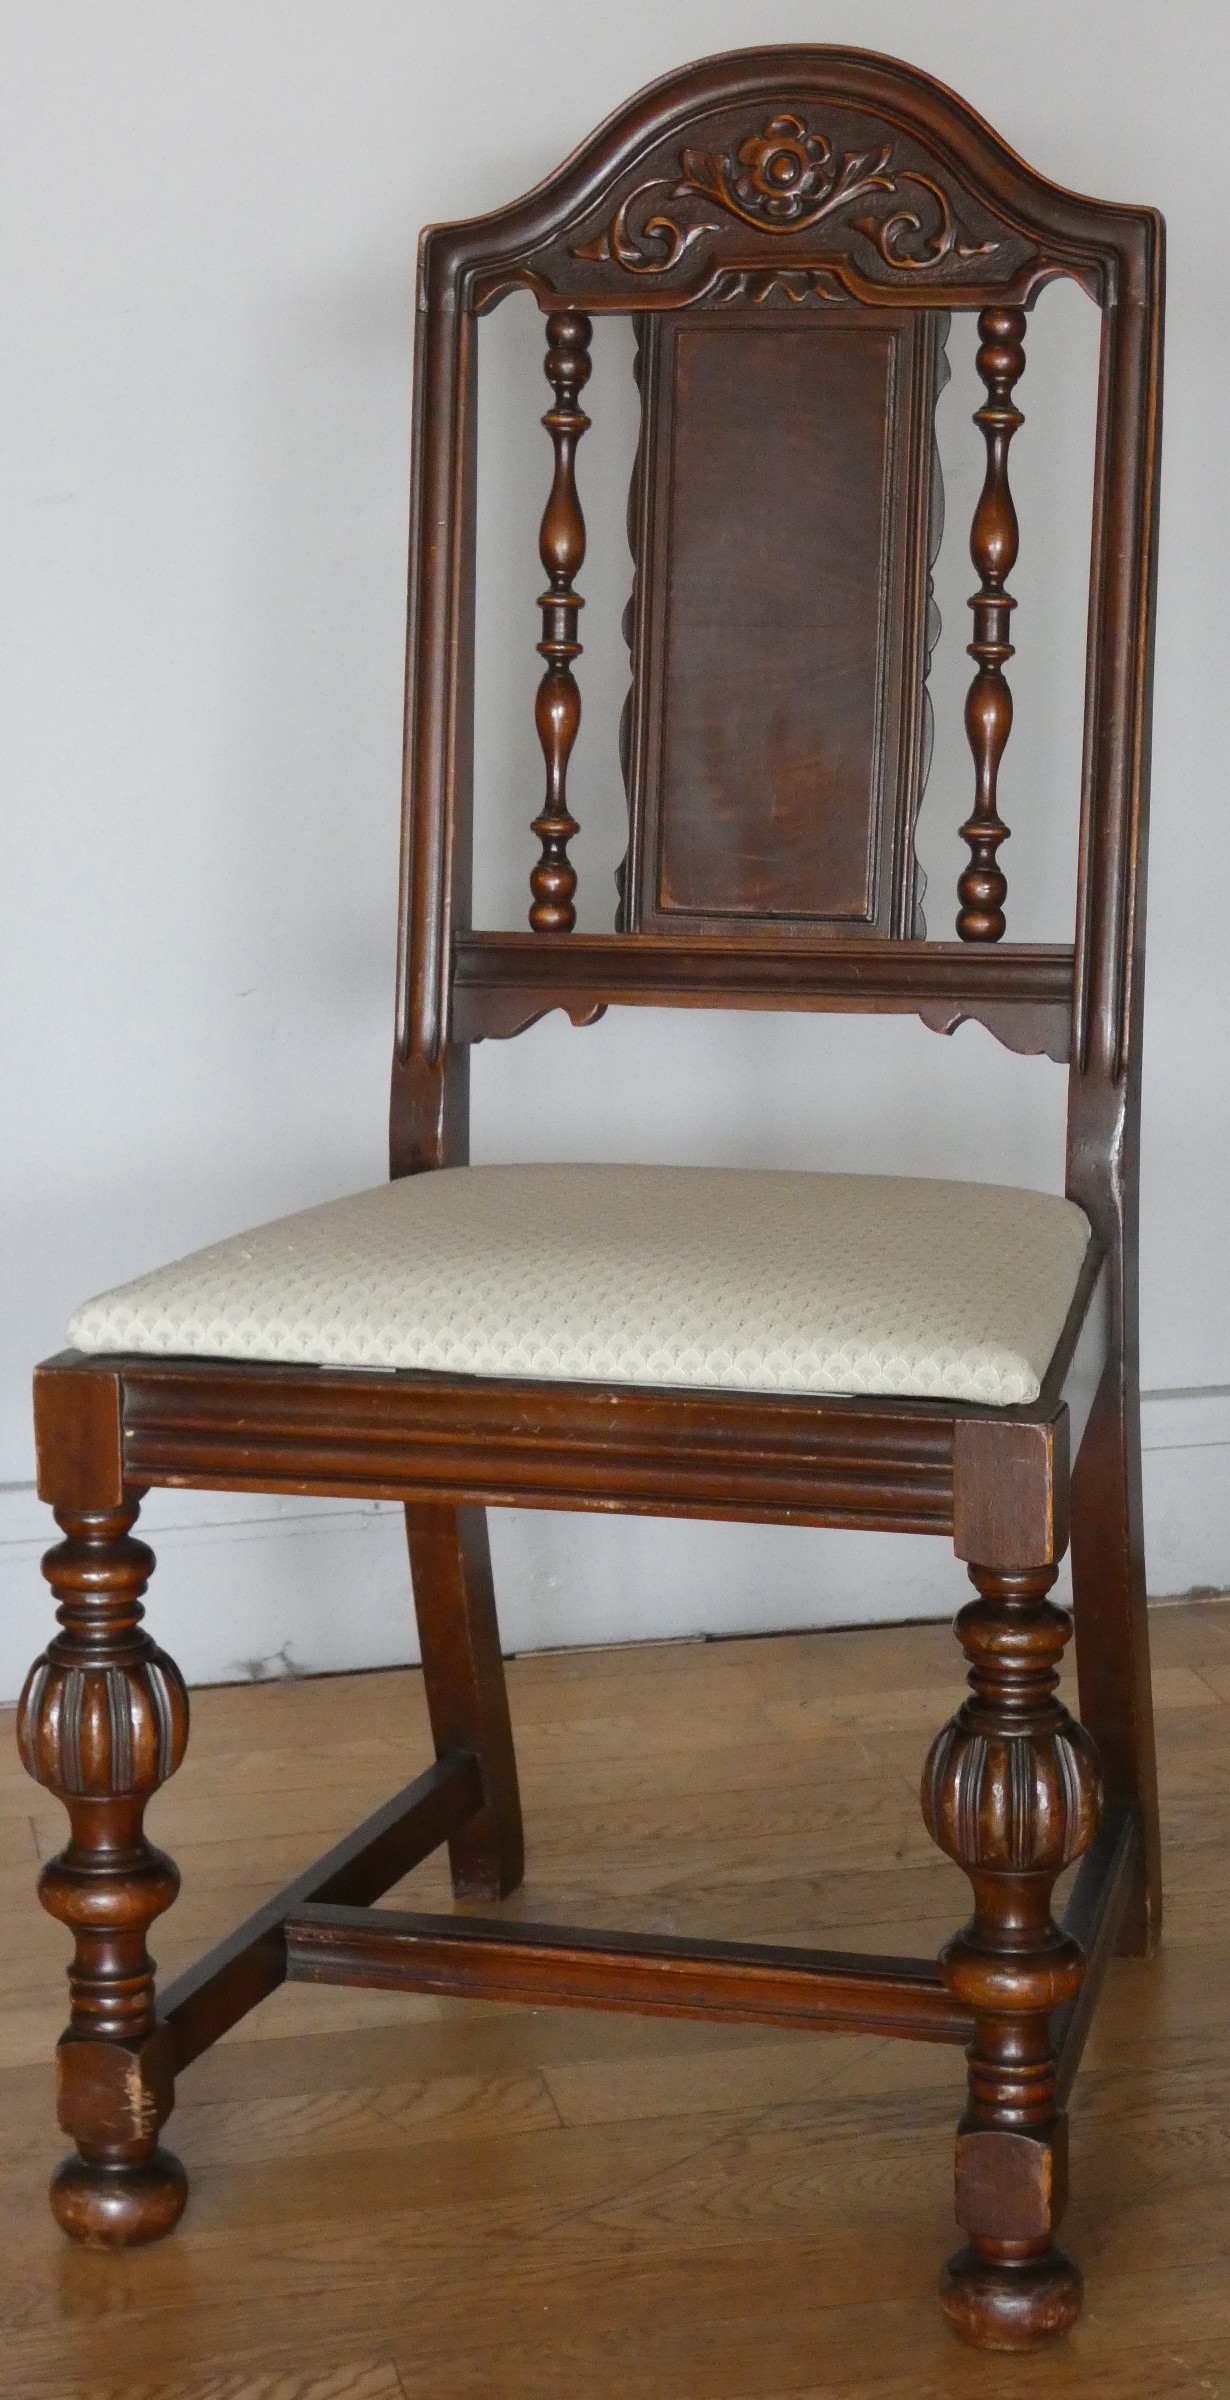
[21,2363,408,2400]
[172,2069,563,2166]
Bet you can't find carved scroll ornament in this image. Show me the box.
[573,111,999,278]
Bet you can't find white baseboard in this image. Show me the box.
[0,1385,1225,1703]
[1137,1384,1230,1596]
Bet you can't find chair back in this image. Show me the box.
[390,46,1163,1280]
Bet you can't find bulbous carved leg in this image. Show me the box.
[923,1564,1102,2350]
[17,1501,189,2245]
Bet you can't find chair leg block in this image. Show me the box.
[50,2022,187,2244]
[941,2115,1080,2347]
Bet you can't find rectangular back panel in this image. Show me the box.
[620,305,946,939]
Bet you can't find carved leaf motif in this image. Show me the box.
[854,173,999,272]
[571,112,999,277]
[711,268,842,306]
[573,178,720,274]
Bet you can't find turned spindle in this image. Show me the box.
[530,309,592,933]
[923,1564,1102,2349]
[18,1501,189,2245]
[958,306,1026,942]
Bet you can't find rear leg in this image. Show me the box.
[404,1503,524,1900]
[1069,1358,1161,1955]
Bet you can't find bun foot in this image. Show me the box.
[50,2147,188,2247]
[941,2243,1083,2350]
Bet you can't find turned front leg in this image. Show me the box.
[923,1564,1102,2350]
[17,1500,189,2245]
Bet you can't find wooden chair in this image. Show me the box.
[19,46,1163,2354]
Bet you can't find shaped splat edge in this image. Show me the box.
[614,316,648,931]
[911,313,951,938]
[917,996,1070,1062]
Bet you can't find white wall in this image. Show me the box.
[1,0,1227,1700]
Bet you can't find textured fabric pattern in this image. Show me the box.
[68,1166,1090,1407]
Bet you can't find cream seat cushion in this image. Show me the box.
[67,1166,1090,1409]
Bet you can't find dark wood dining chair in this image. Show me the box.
[19,46,1163,2353]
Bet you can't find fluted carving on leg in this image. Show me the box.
[923,1564,1101,2350]
[18,1501,189,2245]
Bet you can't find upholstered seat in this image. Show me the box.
[67,1165,1089,1408]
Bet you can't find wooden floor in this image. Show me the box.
[3,1597,1230,2400]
